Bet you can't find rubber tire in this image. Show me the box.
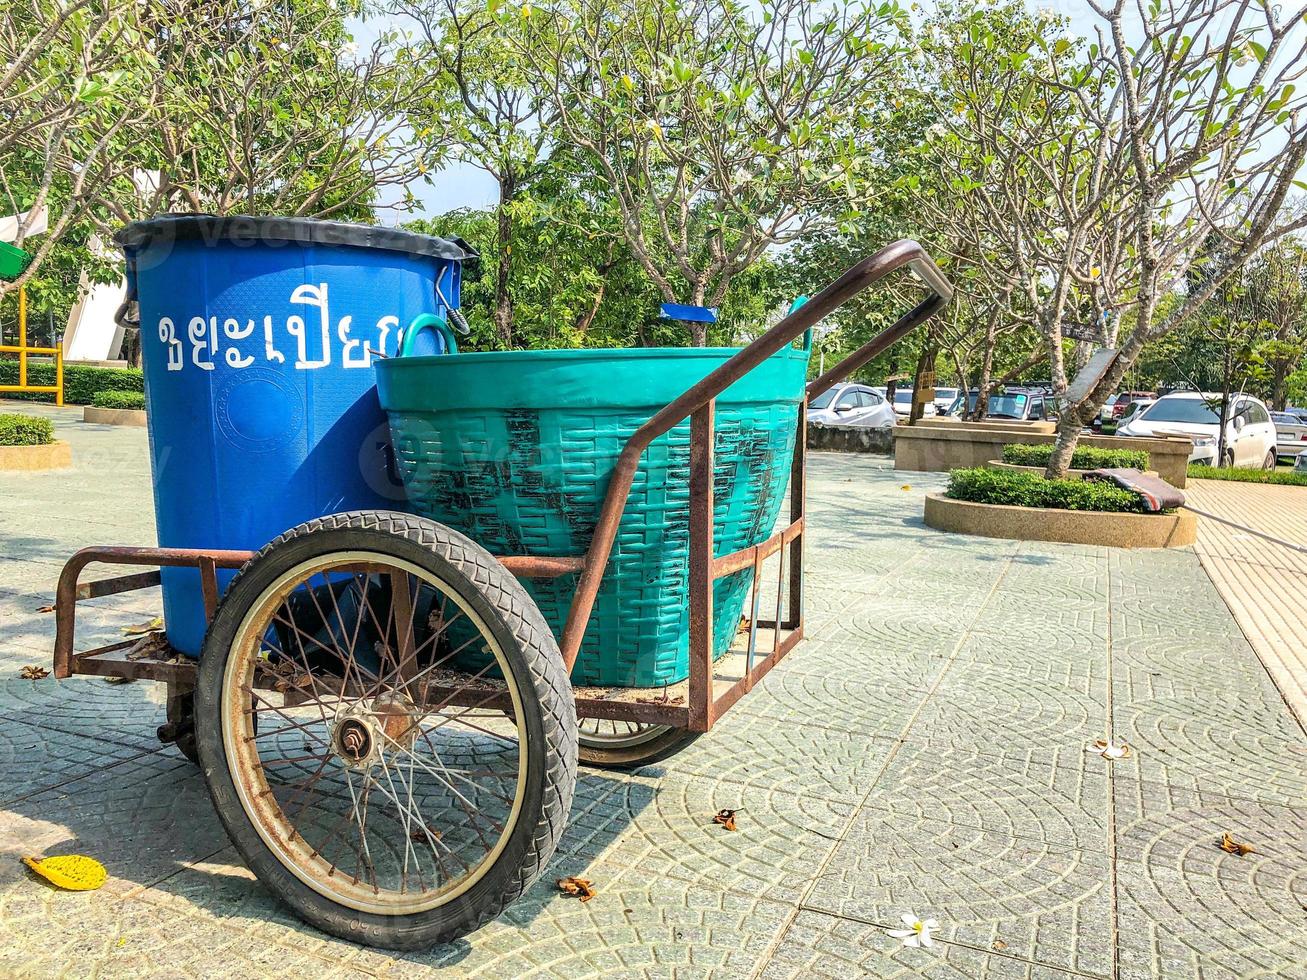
[1221,450,1235,468]
[1264,449,1278,470]
[578,725,702,770]
[193,511,578,950]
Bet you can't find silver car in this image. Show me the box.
[1271,411,1307,460]
[806,383,897,428]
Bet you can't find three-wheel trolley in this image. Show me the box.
[51,237,950,949]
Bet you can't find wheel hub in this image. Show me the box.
[331,694,419,770]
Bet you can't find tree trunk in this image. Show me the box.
[1215,348,1233,467]
[686,283,708,346]
[1043,410,1087,479]
[971,315,998,420]
[493,178,515,348]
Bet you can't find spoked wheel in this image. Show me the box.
[194,512,577,950]
[576,717,700,770]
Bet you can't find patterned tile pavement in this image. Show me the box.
[1,404,1305,978]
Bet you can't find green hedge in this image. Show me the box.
[0,360,144,405]
[946,466,1152,513]
[1188,465,1307,487]
[91,389,146,410]
[1001,442,1150,470]
[0,413,54,446]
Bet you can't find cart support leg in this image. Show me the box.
[787,405,805,630]
[688,402,715,732]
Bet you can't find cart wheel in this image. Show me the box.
[193,512,577,950]
[158,686,200,765]
[577,718,700,770]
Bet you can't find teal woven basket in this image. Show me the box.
[375,344,808,688]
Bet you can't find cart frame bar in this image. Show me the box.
[51,240,951,735]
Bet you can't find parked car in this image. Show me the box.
[806,382,897,428]
[1099,390,1156,424]
[888,388,937,417]
[1286,407,1307,424]
[1117,391,1278,468]
[945,387,1057,422]
[1295,450,1307,474]
[1116,398,1155,427]
[1271,411,1307,461]
[932,386,960,413]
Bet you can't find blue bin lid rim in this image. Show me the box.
[114,214,476,263]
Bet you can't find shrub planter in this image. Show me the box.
[985,460,1159,480]
[923,493,1196,548]
[894,422,1192,486]
[0,440,72,471]
[84,406,147,427]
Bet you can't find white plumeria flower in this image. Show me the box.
[888,911,938,948]
[340,41,359,58]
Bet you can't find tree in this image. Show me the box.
[392,0,568,346]
[921,0,1307,477]
[0,0,148,297]
[516,0,909,344]
[118,0,430,222]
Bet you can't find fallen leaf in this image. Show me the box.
[22,854,107,891]
[713,808,741,831]
[19,665,49,680]
[1218,833,1256,856]
[35,604,54,614]
[125,631,171,661]
[992,939,1008,951]
[274,673,312,694]
[409,824,443,844]
[122,617,163,636]
[103,675,134,685]
[557,876,596,902]
[901,484,912,491]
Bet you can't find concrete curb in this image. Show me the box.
[923,492,1197,548]
[84,406,147,427]
[0,440,72,471]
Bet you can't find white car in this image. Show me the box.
[806,383,897,428]
[888,388,937,418]
[1271,411,1307,460]
[1117,391,1278,468]
[932,386,960,413]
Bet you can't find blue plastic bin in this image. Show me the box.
[115,215,472,656]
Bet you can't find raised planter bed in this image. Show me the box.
[0,440,72,471]
[84,406,147,427]
[894,421,1192,486]
[923,492,1196,548]
[985,459,1159,480]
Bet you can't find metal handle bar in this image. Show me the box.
[557,238,953,667]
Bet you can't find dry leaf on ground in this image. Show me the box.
[125,631,170,661]
[103,676,134,685]
[19,665,49,680]
[35,604,55,614]
[557,876,596,902]
[713,808,741,831]
[1218,833,1256,856]
[122,617,163,636]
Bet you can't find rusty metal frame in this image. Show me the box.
[52,240,951,735]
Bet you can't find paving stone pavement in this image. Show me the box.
[1,403,1304,978]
